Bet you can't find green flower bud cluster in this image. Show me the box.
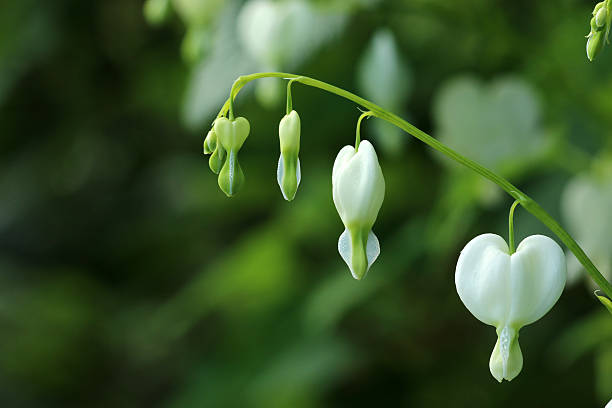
[586,1,612,61]
[202,110,304,201]
[204,79,305,201]
[202,117,250,197]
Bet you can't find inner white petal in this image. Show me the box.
[277,155,288,200]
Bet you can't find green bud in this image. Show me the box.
[593,1,606,16]
[214,117,250,197]
[277,110,301,201]
[596,6,608,28]
[587,31,605,61]
[203,128,217,154]
[208,144,225,174]
[218,150,245,197]
[590,16,600,34]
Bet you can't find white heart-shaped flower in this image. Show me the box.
[455,233,567,382]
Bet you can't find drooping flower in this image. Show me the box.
[332,140,385,280]
[455,233,567,382]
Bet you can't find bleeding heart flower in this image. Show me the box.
[332,140,385,280]
[455,233,567,382]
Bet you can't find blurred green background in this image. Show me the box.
[1,0,611,406]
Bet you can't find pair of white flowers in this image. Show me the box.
[328,127,567,383]
[277,111,384,281]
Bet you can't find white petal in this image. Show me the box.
[332,145,356,185]
[277,155,301,201]
[338,228,380,279]
[455,233,566,328]
[366,229,380,269]
[332,140,385,227]
[510,235,566,326]
[455,233,511,326]
[277,154,288,200]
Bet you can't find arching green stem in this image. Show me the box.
[216,72,612,300]
[508,200,521,254]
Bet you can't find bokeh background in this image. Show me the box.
[1,0,611,406]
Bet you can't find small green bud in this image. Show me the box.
[208,144,225,174]
[596,6,608,28]
[203,128,217,154]
[277,110,301,201]
[593,1,606,16]
[587,31,605,61]
[218,150,245,197]
[214,116,250,197]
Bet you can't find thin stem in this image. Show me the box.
[228,90,235,121]
[355,111,374,150]
[217,72,612,300]
[508,200,521,254]
[286,77,301,115]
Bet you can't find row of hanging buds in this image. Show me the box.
[202,78,386,279]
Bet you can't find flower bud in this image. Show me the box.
[208,144,225,174]
[203,128,217,155]
[587,30,605,61]
[593,1,606,17]
[596,6,608,28]
[332,140,385,280]
[277,110,301,201]
[455,234,567,382]
[214,116,250,197]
